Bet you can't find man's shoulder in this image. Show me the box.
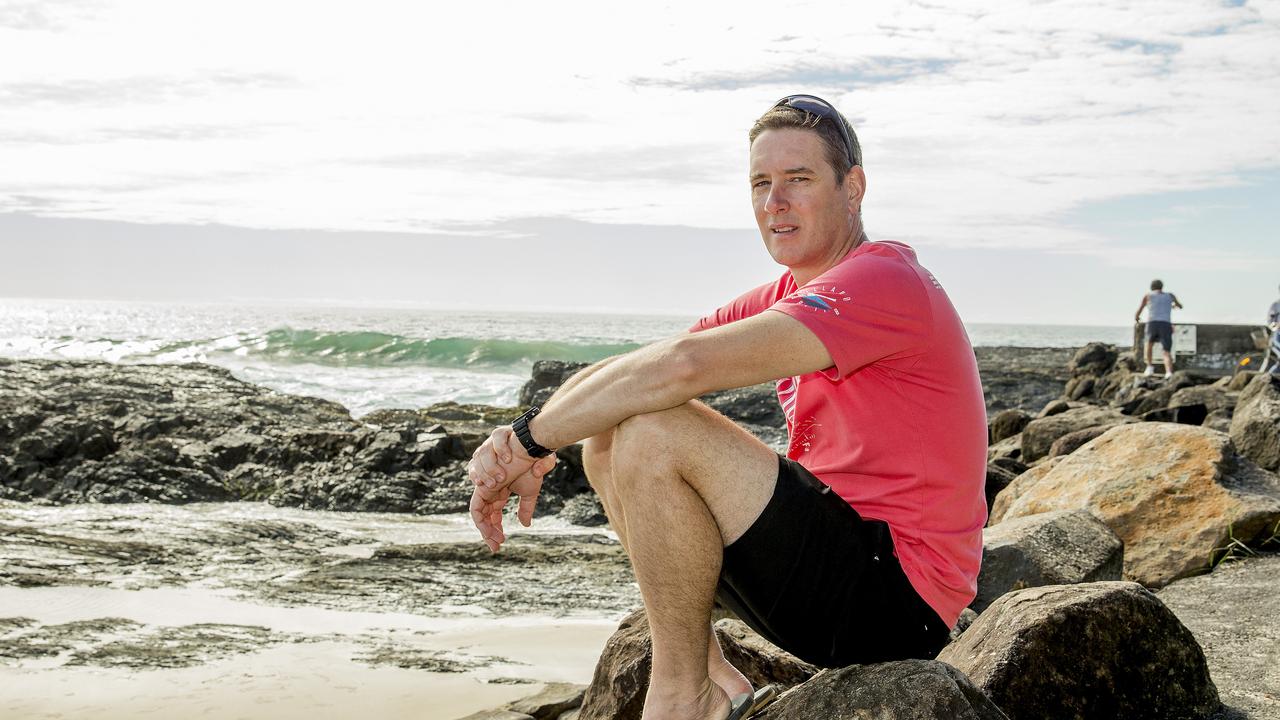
[828,240,920,278]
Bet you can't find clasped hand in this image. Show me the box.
[468,426,558,552]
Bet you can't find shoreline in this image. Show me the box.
[0,499,634,720]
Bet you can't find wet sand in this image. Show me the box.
[0,501,638,719]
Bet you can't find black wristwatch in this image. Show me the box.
[512,406,554,458]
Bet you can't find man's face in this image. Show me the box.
[749,128,864,272]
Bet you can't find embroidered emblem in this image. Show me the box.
[790,286,851,315]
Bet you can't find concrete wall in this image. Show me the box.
[1131,323,1265,371]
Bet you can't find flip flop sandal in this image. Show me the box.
[727,685,778,719]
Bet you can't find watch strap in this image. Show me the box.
[512,406,553,458]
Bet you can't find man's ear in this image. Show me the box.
[845,166,867,214]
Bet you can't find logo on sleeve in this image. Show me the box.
[789,286,851,315]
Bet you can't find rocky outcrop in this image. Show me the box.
[700,384,788,451]
[1110,370,1216,417]
[1229,373,1280,472]
[1018,406,1136,462]
[997,423,1280,587]
[975,347,1073,415]
[755,661,1009,719]
[0,359,601,518]
[1,359,358,505]
[938,582,1220,720]
[519,361,589,407]
[1067,342,1118,379]
[973,510,1124,612]
[577,609,815,720]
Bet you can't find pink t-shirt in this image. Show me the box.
[691,240,987,627]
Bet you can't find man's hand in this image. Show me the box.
[468,426,557,552]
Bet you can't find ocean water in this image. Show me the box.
[0,298,1130,416]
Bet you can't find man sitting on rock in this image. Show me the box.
[468,95,987,720]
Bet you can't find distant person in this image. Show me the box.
[1269,285,1280,329]
[466,95,986,720]
[1266,285,1280,374]
[1135,279,1183,379]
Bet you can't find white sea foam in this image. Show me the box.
[0,298,1131,415]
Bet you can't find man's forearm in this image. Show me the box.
[543,355,622,406]
[530,336,699,450]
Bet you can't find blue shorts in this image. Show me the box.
[1146,321,1173,352]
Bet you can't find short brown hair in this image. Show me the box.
[749,105,861,183]
[1151,279,1164,291]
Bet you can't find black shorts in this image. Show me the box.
[715,455,949,668]
[1146,321,1173,351]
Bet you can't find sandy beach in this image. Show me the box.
[1,601,617,719]
[0,501,636,719]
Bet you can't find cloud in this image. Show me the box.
[0,0,101,31]
[0,72,298,106]
[0,124,272,146]
[358,144,734,183]
[0,0,1274,265]
[629,57,957,92]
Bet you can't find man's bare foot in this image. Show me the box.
[641,676,731,720]
[708,631,753,702]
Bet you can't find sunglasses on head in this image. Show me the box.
[772,94,860,168]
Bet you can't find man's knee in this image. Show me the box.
[612,403,696,459]
[582,427,616,490]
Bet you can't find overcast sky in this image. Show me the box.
[1,0,1277,324]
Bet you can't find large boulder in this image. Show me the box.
[1229,373,1280,472]
[1227,371,1258,392]
[972,510,1123,612]
[1044,425,1110,458]
[988,409,1030,445]
[1063,374,1095,401]
[1067,342,1118,378]
[1168,385,1237,414]
[988,458,1064,525]
[1036,399,1071,418]
[986,435,1022,464]
[938,582,1220,720]
[998,423,1280,587]
[1019,406,1136,462]
[577,610,816,720]
[984,464,1019,519]
[1137,384,1237,427]
[504,683,586,720]
[754,660,1009,719]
